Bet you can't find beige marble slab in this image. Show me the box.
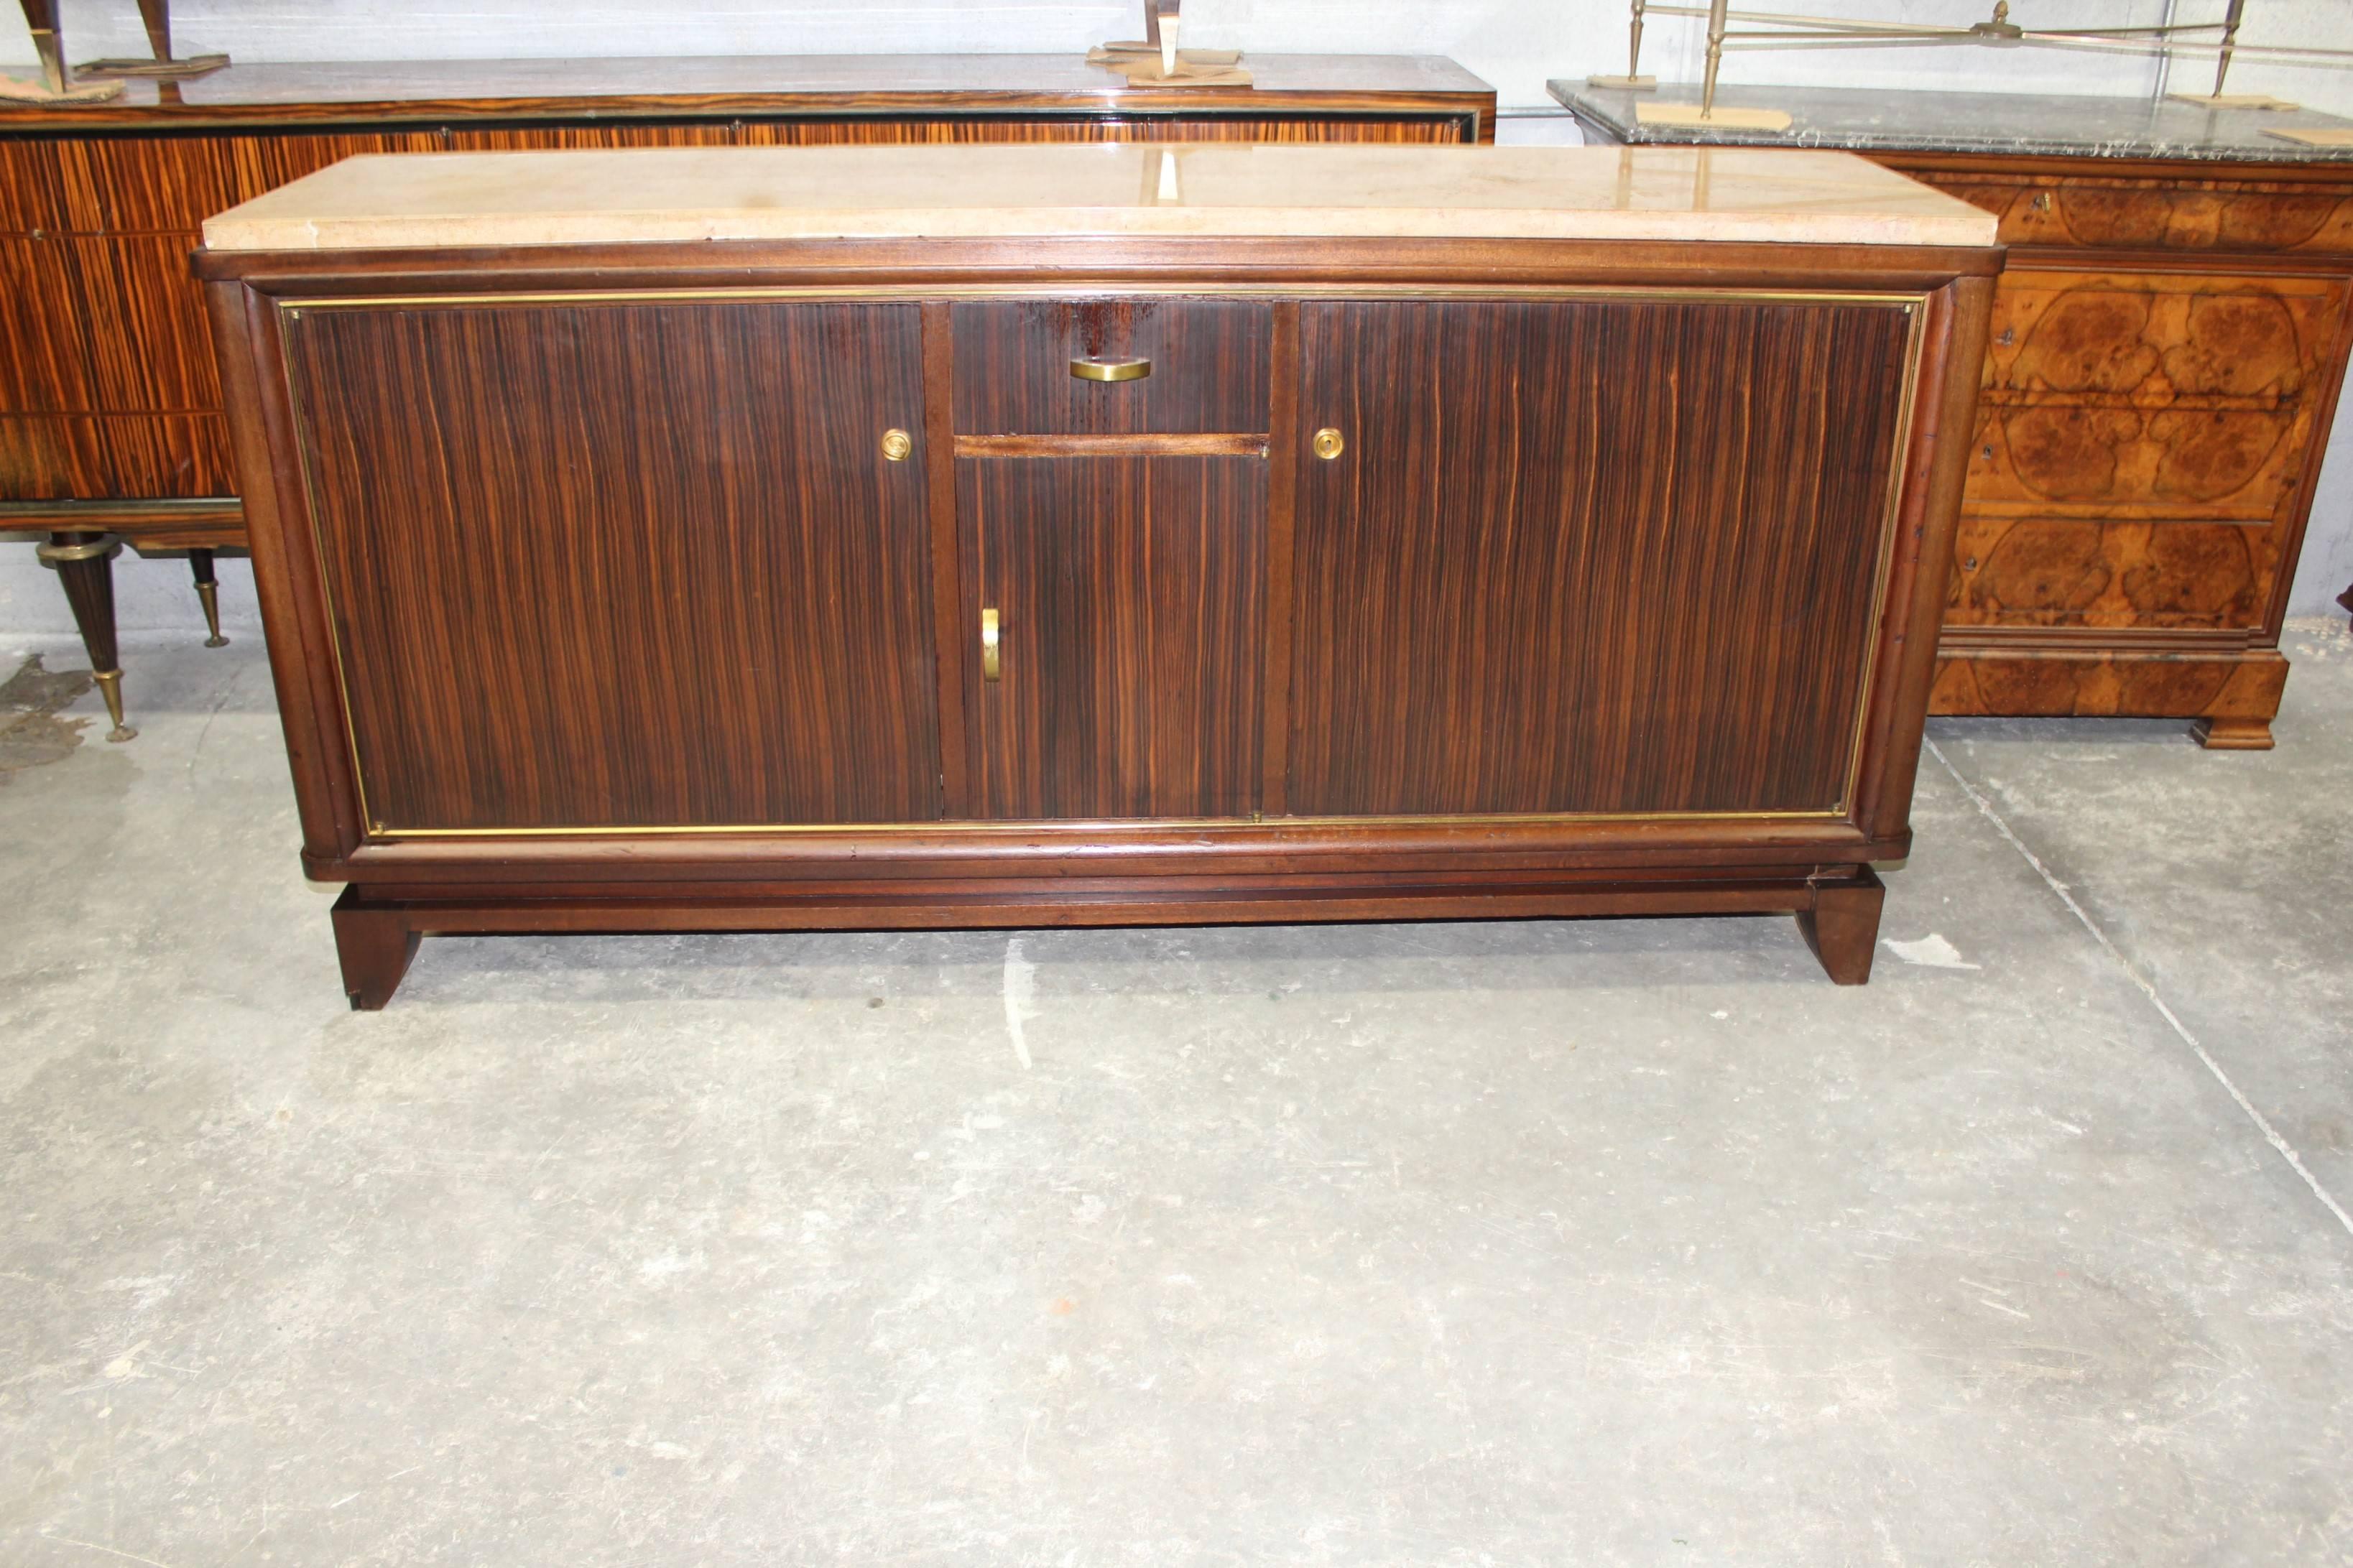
[199,143,1997,252]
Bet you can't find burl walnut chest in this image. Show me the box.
[1558,81,2353,749]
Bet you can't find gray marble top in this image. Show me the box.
[1552,81,2353,163]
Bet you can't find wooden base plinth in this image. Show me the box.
[2190,717,2275,751]
[1931,646,2288,749]
[325,867,1893,1008]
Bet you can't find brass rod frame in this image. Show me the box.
[1624,0,2352,104]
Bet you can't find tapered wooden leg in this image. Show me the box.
[2191,717,2273,751]
[189,547,228,646]
[331,889,420,1011]
[37,532,134,742]
[1795,867,1885,985]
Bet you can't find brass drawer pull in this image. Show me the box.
[980,607,1002,681]
[1071,356,1152,383]
[880,427,912,461]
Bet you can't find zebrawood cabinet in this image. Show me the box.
[0,52,1494,738]
[199,169,1997,1004]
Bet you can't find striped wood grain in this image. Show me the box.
[1288,296,1915,817]
[285,297,943,831]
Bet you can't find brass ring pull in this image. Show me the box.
[1071,357,1152,383]
[980,608,1002,682]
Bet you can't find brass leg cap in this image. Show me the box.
[197,580,228,648]
[92,669,137,743]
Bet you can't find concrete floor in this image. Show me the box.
[1,623,2349,1567]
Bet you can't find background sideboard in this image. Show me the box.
[0,53,1495,736]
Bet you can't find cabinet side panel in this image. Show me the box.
[1290,297,1914,818]
[285,298,942,832]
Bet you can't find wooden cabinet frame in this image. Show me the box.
[198,233,1997,1006]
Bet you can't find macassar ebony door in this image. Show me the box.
[1287,294,1919,820]
[952,297,1273,821]
[282,297,941,833]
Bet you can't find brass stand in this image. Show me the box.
[1088,1,1249,87]
[4,0,124,102]
[76,0,230,84]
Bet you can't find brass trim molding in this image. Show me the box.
[274,284,1929,844]
[34,535,123,565]
[370,804,1852,840]
[284,282,1927,312]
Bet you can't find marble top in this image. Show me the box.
[198,142,1997,251]
[1555,81,2353,163]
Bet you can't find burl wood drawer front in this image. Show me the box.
[1969,270,2345,523]
[961,455,1267,820]
[1910,170,2353,256]
[953,299,1272,436]
[1289,295,1914,818]
[285,298,943,833]
[1947,516,2278,630]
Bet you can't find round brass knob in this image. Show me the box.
[881,428,913,462]
[1312,427,1345,460]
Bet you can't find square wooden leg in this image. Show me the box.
[1795,867,1885,985]
[330,889,421,1011]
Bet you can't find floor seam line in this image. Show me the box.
[1924,733,2353,1239]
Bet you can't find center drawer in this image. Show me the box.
[952,297,1272,435]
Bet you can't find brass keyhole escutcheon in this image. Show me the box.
[1313,427,1345,460]
[881,427,912,462]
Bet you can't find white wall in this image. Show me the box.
[4,1,2353,638]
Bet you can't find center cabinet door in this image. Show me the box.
[284,298,941,833]
[1288,296,1918,819]
[953,299,1272,820]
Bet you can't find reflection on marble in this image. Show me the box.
[200,142,1997,251]
[1554,81,2353,163]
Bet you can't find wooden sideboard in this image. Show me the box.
[194,144,1998,1005]
[1555,83,2353,749]
[0,53,1494,738]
